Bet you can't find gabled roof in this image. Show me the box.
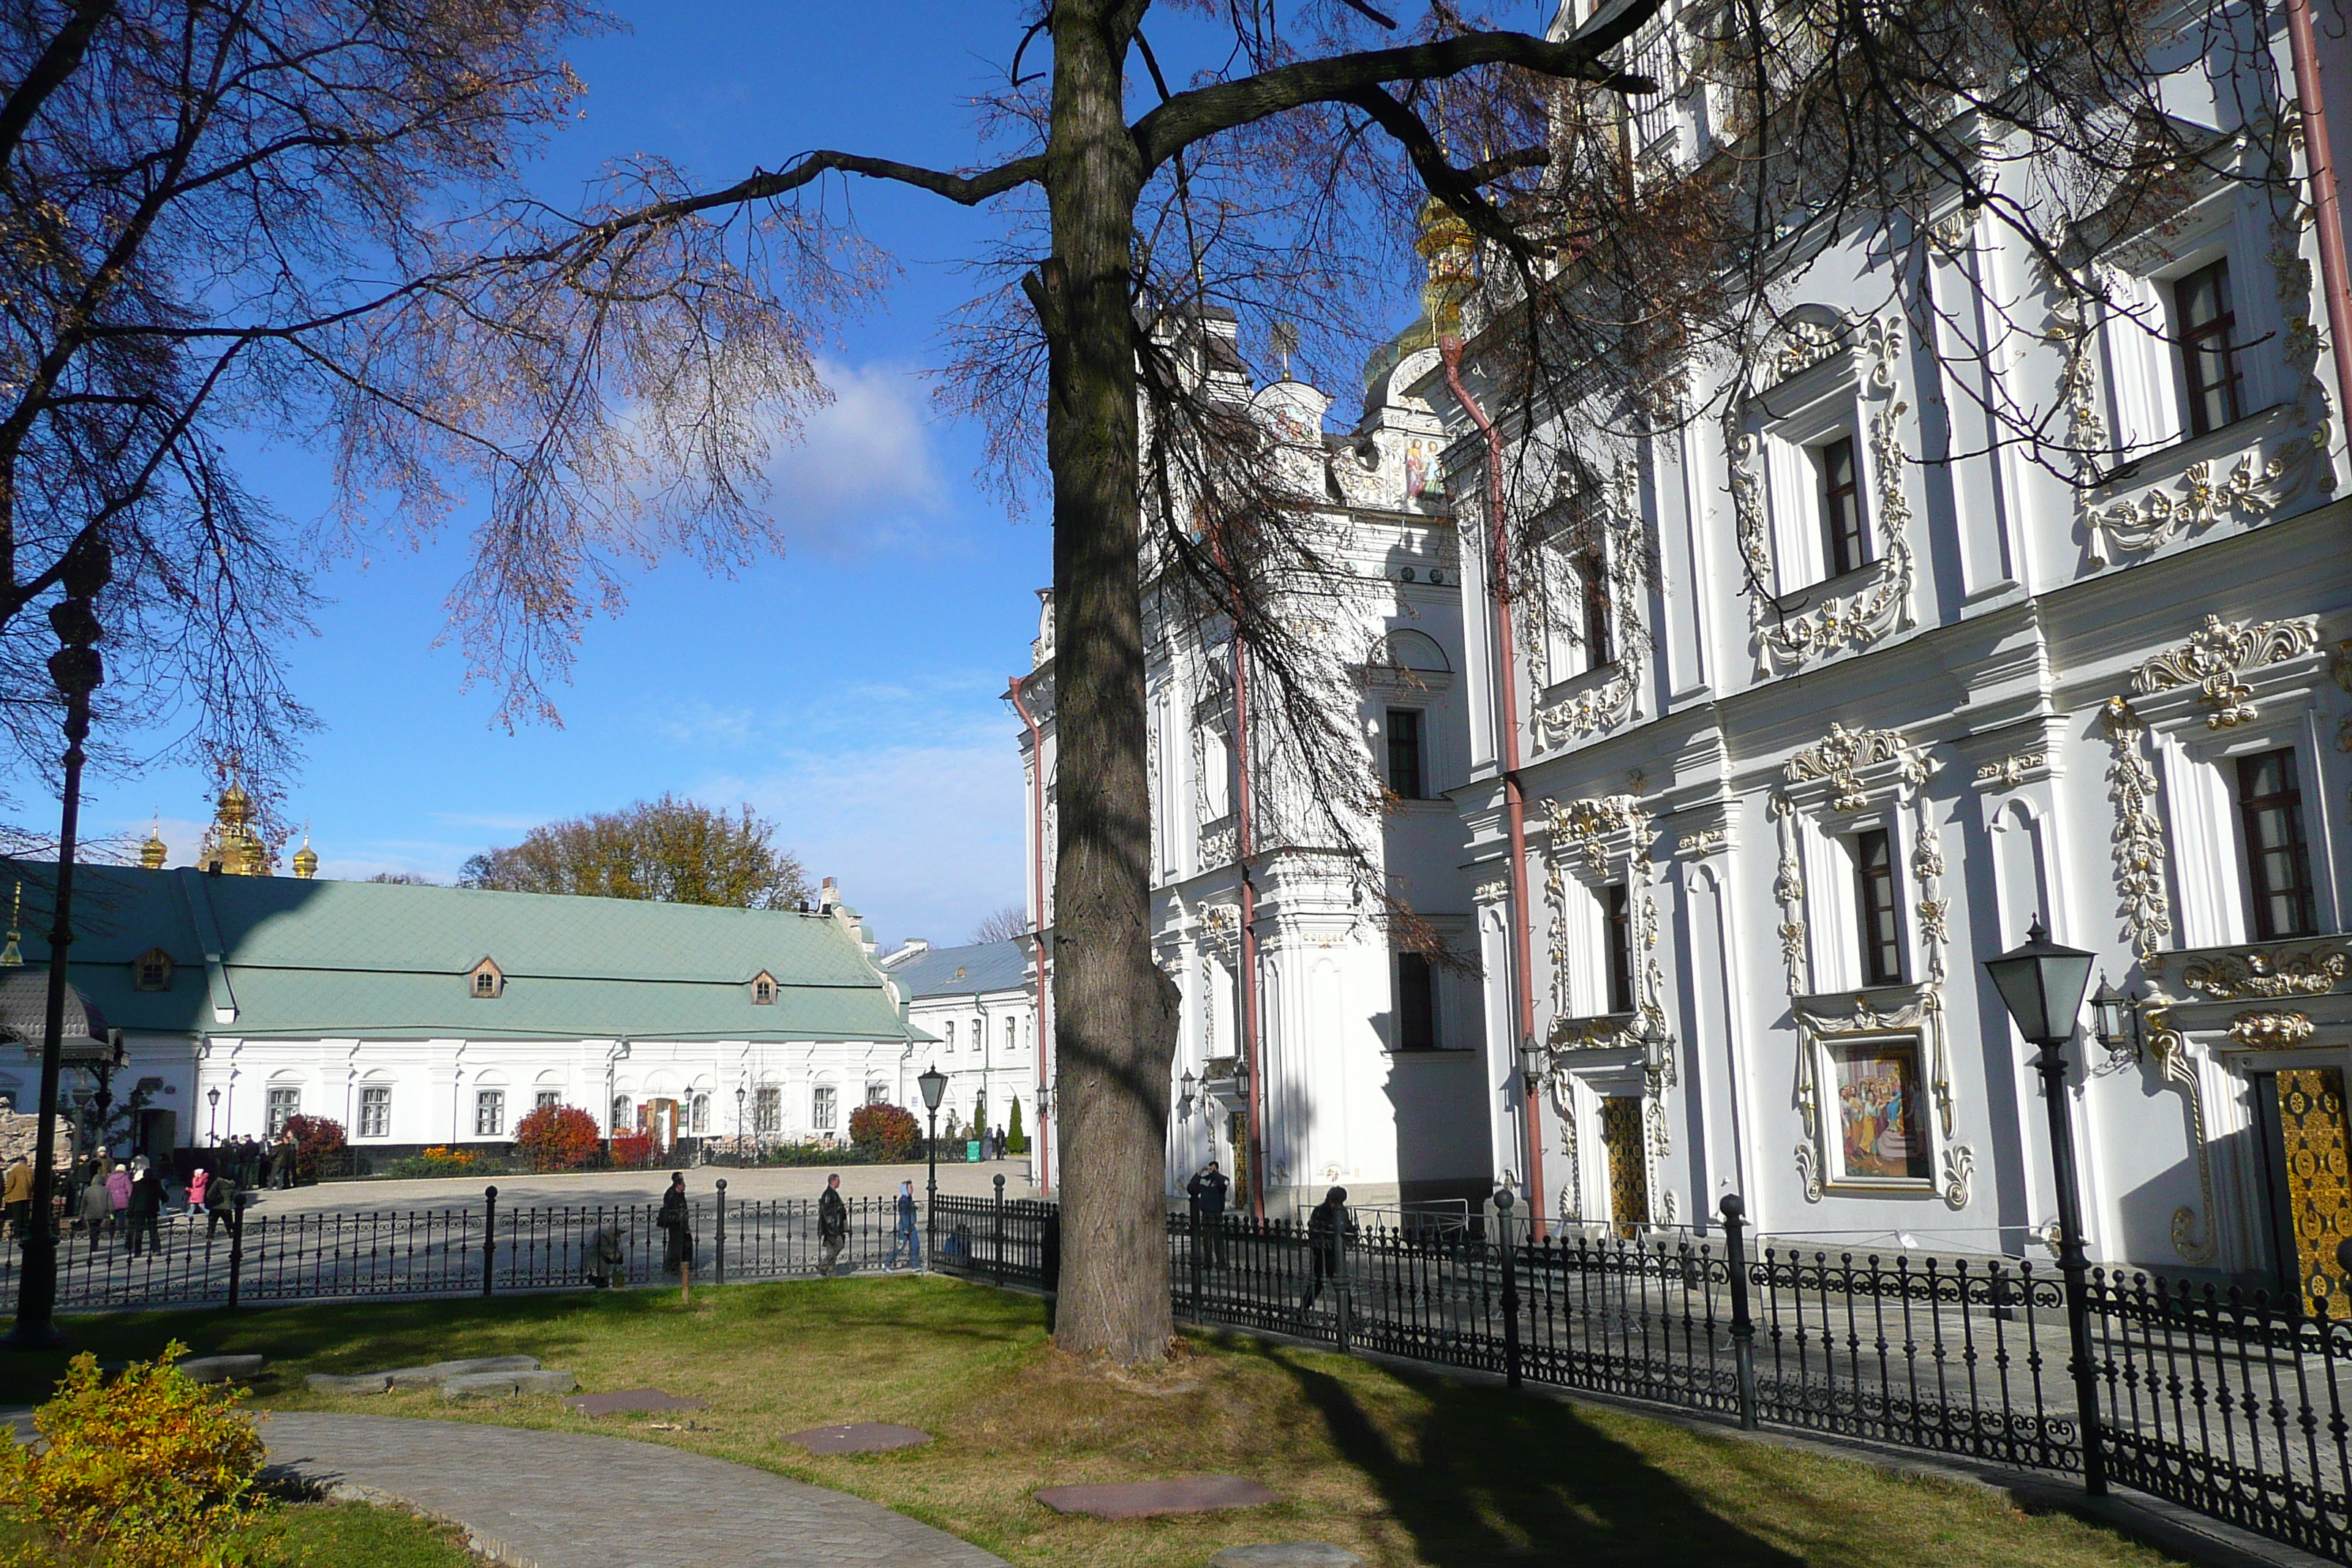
[0,863,917,1044]
[889,938,1033,1000]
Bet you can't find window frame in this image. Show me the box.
[2237,747,2320,941]
[2174,256,2244,439]
[474,1088,505,1139]
[1580,546,1614,669]
[1386,707,1426,800]
[1852,826,1907,988]
[534,1089,560,1113]
[811,1083,837,1133]
[1605,882,1636,1015]
[1395,949,1439,1050]
[1816,433,1869,578]
[357,1085,391,1140]
[265,1085,300,1135]
[753,1085,782,1135]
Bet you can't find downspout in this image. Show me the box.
[1006,676,1052,1194]
[2285,0,2352,451]
[1230,628,1267,1220]
[1442,337,1547,1240]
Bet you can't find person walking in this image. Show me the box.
[274,1128,298,1188]
[105,1162,131,1238]
[125,1164,165,1257]
[203,1169,239,1241]
[886,1179,919,1270]
[1186,1160,1229,1269]
[817,1172,849,1275]
[656,1171,694,1304]
[77,1169,110,1251]
[2,1156,30,1242]
[1298,1186,1357,1315]
[186,1165,209,1221]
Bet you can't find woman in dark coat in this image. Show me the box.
[655,1172,693,1303]
[125,1166,166,1257]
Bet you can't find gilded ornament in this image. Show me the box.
[2227,1009,2318,1047]
[2181,946,2348,1000]
[1973,750,2047,788]
[2130,614,2321,728]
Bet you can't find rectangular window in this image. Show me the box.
[2239,748,2319,940]
[534,1090,559,1112]
[611,1094,631,1133]
[944,1019,956,1053]
[1854,829,1907,987]
[1605,883,1636,1014]
[358,1086,390,1139]
[1580,549,1613,668]
[813,1085,837,1132]
[1396,951,1437,1050]
[1817,435,1869,578]
[753,1086,782,1135]
[866,1082,889,1105]
[2176,257,2244,437]
[1006,1017,1017,1055]
[265,1087,299,1135]
[474,1090,505,1138]
[1387,709,1425,800]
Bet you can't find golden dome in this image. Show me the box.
[1413,197,1477,337]
[202,777,271,875]
[139,821,167,870]
[293,830,318,880]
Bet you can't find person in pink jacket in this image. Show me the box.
[186,1166,209,1220]
[105,1164,131,1218]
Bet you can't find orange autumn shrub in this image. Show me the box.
[0,1342,268,1567]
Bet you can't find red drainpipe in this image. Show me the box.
[2286,0,2352,447]
[1006,675,1051,1194]
[1442,337,1546,1240]
[1230,625,1267,1220]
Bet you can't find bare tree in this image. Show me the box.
[970,904,1031,943]
[480,0,2299,1364]
[0,0,848,834]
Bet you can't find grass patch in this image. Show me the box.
[0,1500,476,1567]
[0,1279,2185,1568]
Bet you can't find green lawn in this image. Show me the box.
[0,1278,2187,1568]
[0,1499,476,1567]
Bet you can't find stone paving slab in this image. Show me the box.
[1210,1548,1362,1567]
[178,1354,265,1384]
[564,1389,707,1416]
[783,1422,930,1455]
[263,1412,1006,1567]
[1034,1474,1278,1520]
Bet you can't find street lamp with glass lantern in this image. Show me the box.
[1983,915,2105,1496]
[919,1063,948,1263]
[735,1085,747,1152]
[207,1086,221,1145]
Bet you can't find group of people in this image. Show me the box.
[599,1172,928,1302]
[215,1130,301,1193]
[1188,1161,1357,1315]
[0,1138,265,1258]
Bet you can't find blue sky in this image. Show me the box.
[83,6,1070,950]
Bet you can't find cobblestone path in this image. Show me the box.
[263,1412,1009,1568]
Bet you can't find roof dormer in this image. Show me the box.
[468,957,505,999]
[750,970,777,1006]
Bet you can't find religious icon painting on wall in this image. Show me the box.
[1828,1039,1932,1185]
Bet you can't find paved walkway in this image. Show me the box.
[263,1412,1009,1568]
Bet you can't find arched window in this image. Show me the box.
[1368,628,1452,674]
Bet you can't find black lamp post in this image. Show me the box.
[919,1063,947,1263]
[10,532,110,1351]
[735,1085,747,1150]
[1983,916,2104,1496]
[207,1086,221,1145]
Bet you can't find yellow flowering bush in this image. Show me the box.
[0,1342,270,1567]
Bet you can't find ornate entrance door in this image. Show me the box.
[1226,1110,1248,1208]
[2273,1068,2352,1318]
[1600,1098,1648,1239]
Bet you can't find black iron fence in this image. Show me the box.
[0,1183,915,1311]
[18,1180,2352,1562]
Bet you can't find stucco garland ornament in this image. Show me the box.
[2100,698,2171,967]
[2130,614,2321,728]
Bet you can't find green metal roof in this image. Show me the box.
[0,863,917,1044]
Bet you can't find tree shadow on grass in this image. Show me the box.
[1252,1338,1806,1567]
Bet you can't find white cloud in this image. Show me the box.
[763,360,952,558]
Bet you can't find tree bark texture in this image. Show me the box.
[1039,2,1175,1363]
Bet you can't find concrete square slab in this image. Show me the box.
[1211,1547,1363,1567]
[178,1354,264,1384]
[1034,1475,1278,1520]
[563,1389,710,1416]
[782,1422,932,1455]
[304,1372,391,1395]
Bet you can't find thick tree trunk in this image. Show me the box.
[1039,2,1174,1365]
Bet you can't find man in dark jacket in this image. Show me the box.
[657,1171,694,1303]
[1298,1186,1356,1314]
[203,1171,239,1240]
[124,1166,166,1257]
[1186,1161,1230,1268]
[818,1173,849,1275]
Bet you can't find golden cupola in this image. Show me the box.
[292,828,317,881]
[139,821,167,870]
[201,780,271,876]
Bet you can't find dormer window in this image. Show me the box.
[131,947,173,992]
[750,970,777,1006]
[469,957,504,999]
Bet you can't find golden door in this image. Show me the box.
[1227,1110,1248,1206]
[2277,1068,2352,1318]
[1601,1098,1649,1239]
